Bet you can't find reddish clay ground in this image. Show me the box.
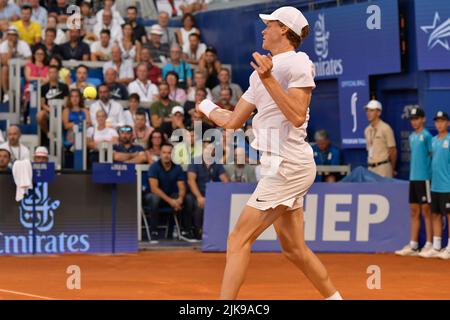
[0,250,448,300]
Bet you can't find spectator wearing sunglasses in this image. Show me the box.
[113,125,147,164]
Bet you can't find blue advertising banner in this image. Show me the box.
[202,182,409,253]
[0,174,137,255]
[32,162,55,183]
[415,0,450,70]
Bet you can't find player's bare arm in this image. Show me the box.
[251,52,312,128]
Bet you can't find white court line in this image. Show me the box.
[0,289,55,300]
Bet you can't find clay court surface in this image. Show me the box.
[0,250,449,300]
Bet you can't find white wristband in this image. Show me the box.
[199,99,219,118]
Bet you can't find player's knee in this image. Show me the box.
[227,231,251,254]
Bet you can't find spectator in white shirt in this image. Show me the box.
[93,9,122,43]
[95,0,124,28]
[182,32,206,65]
[1,26,31,103]
[87,109,119,151]
[103,46,134,85]
[90,29,113,61]
[90,84,125,128]
[0,125,31,163]
[123,93,150,127]
[127,63,159,103]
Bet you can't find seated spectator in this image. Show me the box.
[125,5,146,44]
[37,65,69,135]
[161,106,185,140]
[162,43,192,89]
[23,46,49,105]
[62,89,91,147]
[42,16,66,45]
[113,125,146,163]
[145,142,195,242]
[103,46,134,85]
[175,13,200,47]
[12,4,41,46]
[212,68,242,105]
[127,63,159,103]
[224,147,256,182]
[117,22,141,62]
[145,129,165,164]
[166,71,187,104]
[123,93,150,127]
[103,67,129,101]
[187,143,229,239]
[0,125,31,162]
[182,33,206,65]
[95,0,125,28]
[80,1,97,34]
[133,109,153,148]
[0,147,10,171]
[158,11,176,45]
[49,55,71,85]
[30,0,47,28]
[69,64,94,92]
[90,84,125,128]
[215,87,234,111]
[186,70,212,102]
[93,9,122,43]
[0,0,20,21]
[199,46,221,89]
[87,109,119,162]
[90,29,113,61]
[48,0,69,24]
[144,24,169,63]
[312,129,341,182]
[0,26,31,102]
[33,146,49,163]
[60,28,90,61]
[150,82,179,129]
[37,27,61,57]
[138,47,162,84]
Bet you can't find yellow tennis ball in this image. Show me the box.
[83,86,97,100]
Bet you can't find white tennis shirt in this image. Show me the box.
[242,50,316,163]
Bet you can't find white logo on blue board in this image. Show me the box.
[19,183,60,232]
[351,92,358,133]
[420,12,450,51]
[314,14,330,59]
[312,14,343,77]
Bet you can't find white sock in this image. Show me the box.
[433,236,442,251]
[325,291,343,300]
[409,241,419,250]
[425,241,432,248]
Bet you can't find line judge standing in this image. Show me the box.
[364,99,397,178]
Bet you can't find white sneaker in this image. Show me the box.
[418,248,441,258]
[420,245,433,254]
[2,94,8,103]
[395,245,419,256]
[437,249,450,260]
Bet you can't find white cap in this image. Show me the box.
[150,24,164,36]
[365,100,382,111]
[259,6,309,38]
[171,106,184,115]
[34,146,49,157]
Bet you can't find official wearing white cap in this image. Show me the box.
[197,7,341,300]
[364,99,397,177]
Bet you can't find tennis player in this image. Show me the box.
[197,7,342,300]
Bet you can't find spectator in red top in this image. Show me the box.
[215,87,234,111]
[137,47,162,85]
[24,45,49,103]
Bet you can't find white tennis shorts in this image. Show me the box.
[247,152,316,211]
